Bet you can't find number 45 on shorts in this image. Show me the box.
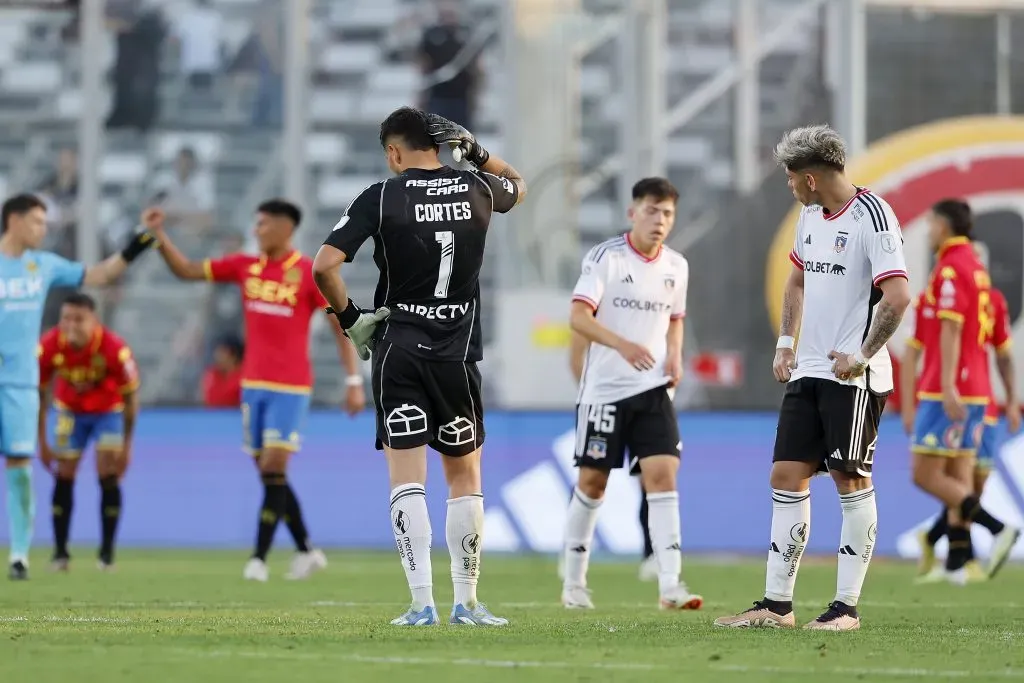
[588,404,617,433]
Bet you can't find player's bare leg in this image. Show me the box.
[561,466,608,609]
[244,447,294,582]
[383,444,437,625]
[51,455,82,571]
[802,471,875,631]
[912,452,1014,581]
[639,455,702,610]
[715,460,815,629]
[95,449,123,571]
[441,448,507,626]
[247,453,325,580]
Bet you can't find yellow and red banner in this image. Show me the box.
[766,115,1024,406]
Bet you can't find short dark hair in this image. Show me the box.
[1,193,46,233]
[62,292,96,311]
[379,107,439,153]
[178,146,196,161]
[932,199,972,238]
[257,199,302,227]
[216,336,244,361]
[632,178,679,204]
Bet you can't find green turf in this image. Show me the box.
[2,550,1023,682]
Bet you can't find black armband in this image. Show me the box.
[328,299,362,330]
[120,229,156,264]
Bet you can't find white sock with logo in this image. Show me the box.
[446,494,484,608]
[764,488,810,603]
[389,483,434,611]
[645,491,682,594]
[562,487,602,589]
[835,487,877,606]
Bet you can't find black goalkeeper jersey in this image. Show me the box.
[323,165,519,362]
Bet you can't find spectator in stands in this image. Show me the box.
[36,147,79,261]
[384,5,426,62]
[418,1,481,131]
[173,0,223,90]
[202,336,244,408]
[223,0,283,128]
[37,148,80,327]
[252,1,283,128]
[106,0,165,132]
[156,147,216,247]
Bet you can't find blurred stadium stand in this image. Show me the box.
[0,0,1020,409]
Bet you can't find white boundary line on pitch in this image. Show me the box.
[0,616,131,623]
[194,649,660,671]
[713,664,1024,679]
[183,649,1024,678]
[10,599,1024,611]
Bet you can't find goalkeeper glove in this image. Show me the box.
[425,112,490,167]
[120,226,157,263]
[329,300,391,361]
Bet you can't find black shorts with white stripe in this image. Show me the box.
[773,377,886,476]
[370,341,485,457]
[574,386,680,474]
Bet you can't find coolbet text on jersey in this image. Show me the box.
[572,233,689,405]
[788,188,908,393]
[203,250,325,453]
[38,326,138,456]
[909,237,993,456]
[0,250,85,456]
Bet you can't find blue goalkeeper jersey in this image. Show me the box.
[0,249,85,388]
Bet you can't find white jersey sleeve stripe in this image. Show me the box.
[790,250,804,269]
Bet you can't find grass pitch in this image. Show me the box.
[2,550,1023,682]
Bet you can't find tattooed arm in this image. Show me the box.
[773,266,804,383]
[780,266,804,337]
[479,154,528,206]
[861,276,911,358]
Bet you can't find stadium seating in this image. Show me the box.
[3,0,989,406]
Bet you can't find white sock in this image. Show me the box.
[446,494,484,608]
[562,487,602,589]
[646,491,682,594]
[836,486,877,606]
[389,483,434,610]
[765,488,810,602]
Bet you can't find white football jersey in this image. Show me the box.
[788,189,908,393]
[572,234,689,405]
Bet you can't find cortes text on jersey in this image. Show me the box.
[414,201,473,223]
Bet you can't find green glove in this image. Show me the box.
[331,302,390,360]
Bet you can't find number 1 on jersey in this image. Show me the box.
[435,230,455,298]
